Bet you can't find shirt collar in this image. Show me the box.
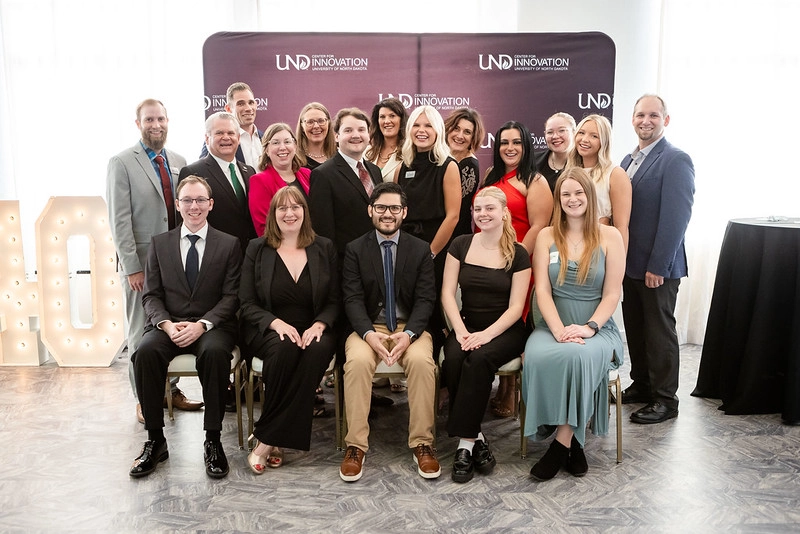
[338,149,362,170]
[375,230,400,246]
[632,134,665,159]
[181,223,209,240]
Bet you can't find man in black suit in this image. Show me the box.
[180,111,257,256]
[338,182,440,482]
[200,82,264,168]
[129,176,241,479]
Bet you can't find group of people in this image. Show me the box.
[107,82,694,484]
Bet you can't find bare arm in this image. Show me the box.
[521,176,554,253]
[608,166,631,252]
[429,160,461,257]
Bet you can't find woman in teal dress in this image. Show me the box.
[522,167,625,481]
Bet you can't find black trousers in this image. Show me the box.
[622,275,681,409]
[251,331,335,450]
[133,327,235,432]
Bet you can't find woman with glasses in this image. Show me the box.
[296,102,336,170]
[535,112,577,192]
[249,123,310,237]
[240,186,339,474]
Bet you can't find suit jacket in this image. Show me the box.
[308,152,382,261]
[142,225,241,335]
[106,143,187,275]
[342,230,435,339]
[199,127,265,164]
[622,137,695,280]
[179,155,258,256]
[238,236,340,347]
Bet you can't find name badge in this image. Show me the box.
[404,170,416,179]
[549,251,559,264]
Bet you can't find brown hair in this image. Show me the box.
[263,186,316,249]
[445,107,485,154]
[258,123,303,172]
[366,97,407,162]
[295,102,336,160]
[176,175,213,198]
[550,168,600,285]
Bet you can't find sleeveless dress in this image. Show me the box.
[452,156,479,238]
[522,244,623,446]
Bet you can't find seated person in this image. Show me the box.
[129,176,241,479]
[339,182,440,482]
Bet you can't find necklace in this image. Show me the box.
[305,151,325,159]
[567,235,584,252]
[549,153,567,173]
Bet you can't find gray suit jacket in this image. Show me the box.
[106,142,187,276]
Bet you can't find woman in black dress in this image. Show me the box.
[445,107,485,237]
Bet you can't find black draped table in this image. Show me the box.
[692,217,800,424]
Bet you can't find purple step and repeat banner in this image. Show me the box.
[202,32,615,172]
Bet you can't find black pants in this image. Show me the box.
[622,276,681,409]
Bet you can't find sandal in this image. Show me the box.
[313,406,329,418]
[247,435,270,474]
[268,447,284,468]
[491,405,514,418]
[323,376,334,388]
[390,383,407,393]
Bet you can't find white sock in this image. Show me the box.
[457,439,475,452]
[476,432,486,443]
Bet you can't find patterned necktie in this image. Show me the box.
[185,234,201,290]
[382,241,397,332]
[228,162,246,203]
[154,155,176,229]
[356,161,374,196]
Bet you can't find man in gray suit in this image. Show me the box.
[107,99,203,423]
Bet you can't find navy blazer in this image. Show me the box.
[622,137,695,280]
[342,230,436,339]
[238,236,340,347]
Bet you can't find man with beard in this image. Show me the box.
[107,99,203,423]
[200,82,264,167]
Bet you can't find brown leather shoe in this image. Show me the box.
[165,389,204,411]
[339,446,365,482]
[136,403,145,424]
[413,444,441,479]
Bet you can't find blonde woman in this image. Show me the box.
[535,112,576,191]
[296,102,336,170]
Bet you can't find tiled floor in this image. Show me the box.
[1,344,799,532]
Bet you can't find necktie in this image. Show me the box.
[356,161,374,196]
[228,162,246,203]
[382,241,397,332]
[186,234,200,290]
[154,155,176,229]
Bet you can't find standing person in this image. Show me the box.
[248,123,310,237]
[366,97,407,182]
[445,107,485,238]
[535,112,576,191]
[338,182,440,482]
[241,187,338,474]
[129,176,242,479]
[106,98,201,424]
[481,121,553,418]
[296,102,336,170]
[441,187,531,483]
[566,114,631,251]
[522,168,625,481]
[180,111,258,257]
[621,94,695,424]
[201,82,264,168]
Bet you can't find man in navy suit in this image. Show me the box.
[620,94,695,424]
[200,82,264,167]
[129,176,241,479]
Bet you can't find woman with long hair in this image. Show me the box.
[366,97,407,182]
[522,167,624,481]
[535,112,576,191]
[445,107,485,237]
[296,102,336,170]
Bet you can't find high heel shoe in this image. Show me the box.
[268,447,284,468]
[247,435,269,475]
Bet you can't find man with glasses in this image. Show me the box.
[338,182,440,482]
[130,175,241,479]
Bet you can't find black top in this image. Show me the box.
[303,157,323,171]
[397,151,456,243]
[270,255,314,330]
[534,149,564,192]
[453,156,479,238]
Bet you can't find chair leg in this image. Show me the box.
[615,376,623,463]
[519,398,527,459]
[235,360,244,449]
[334,366,344,451]
[165,378,174,421]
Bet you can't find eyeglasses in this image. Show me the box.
[276,204,303,213]
[268,138,296,147]
[372,204,403,214]
[178,197,210,207]
[303,118,328,126]
[545,128,571,137]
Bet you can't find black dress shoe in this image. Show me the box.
[566,435,588,477]
[472,439,496,475]
[621,386,650,404]
[204,440,229,478]
[451,448,474,483]
[130,439,168,478]
[630,402,678,424]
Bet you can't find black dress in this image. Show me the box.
[453,156,479,238]
[534,149,564,192]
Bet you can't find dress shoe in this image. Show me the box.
[630,402,678,424]
[129,439,168,478]
[165,388,204,411]
[621,385,650,404]
[204,440,229,478]
[413,444,441,479]
[566,435,588,477]
[530,439,569,481]
[370,392,394,407]
[136,403,145,424]
[472,439,496,475]
[451,448,474,483]
[339,446,365,482]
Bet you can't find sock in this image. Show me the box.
[476,432,486,443]
[457,439,475,453]
[206,430,221,443]
[148,428,165,443]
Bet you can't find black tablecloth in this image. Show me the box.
[692,218,800,423]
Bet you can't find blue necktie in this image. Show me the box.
[382,241,396,332]
[186,234,200,290]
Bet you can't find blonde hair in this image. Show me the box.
[295,102,336,161]
[474,186,517,271]
[550,168,600,285]
[566,114,614,190]
[401,106,450,166]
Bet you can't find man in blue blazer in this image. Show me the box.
[620,95,695,424]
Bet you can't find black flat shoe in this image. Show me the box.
[472,439,496,475]
[621,386,650,404]
[566,435,588,477]
[204,440,229,478]
[451,448,474,483]
[130,439,168,478]
[630,402,678,424]
[530,439,569,481]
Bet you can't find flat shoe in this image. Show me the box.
[390,383,407,393]
[491,405,513,418]
[268,447,283,468]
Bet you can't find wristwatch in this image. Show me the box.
[586,321,599,335]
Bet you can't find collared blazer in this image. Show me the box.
[238,236,340,347]
[342,230,435,339]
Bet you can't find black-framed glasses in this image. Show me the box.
[178,197,210,207]
[372,204,403,214]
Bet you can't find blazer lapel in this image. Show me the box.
[205,156,239,207]
[193,228,219,293]
[134,145,165,200]
[336,155,371,203]
[632,139,665,189]
[307,242,322,312]
[168,230,191,293]
[367,235,387,300]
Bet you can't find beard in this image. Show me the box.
[142,128,168,151]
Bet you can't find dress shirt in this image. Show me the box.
[238,126,262,168]
[210,153,246,195]
[627,134,663,179]
[338,149,367,178]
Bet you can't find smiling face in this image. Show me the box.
[205,116,240,161]
[302,108,329,145]
[498,128,523,171]
[410,112,436,151]
[226,89,257,132]
[559,178,588,218]
[335,114,369,160]
[633,96,669,147]
[266,128,296,170]
[472,194,504,232]
[544,115,573,155]
[378,106,401,141]
[176,181,214,233]
[447,118,475,156]
[575,120,601,160]
[137,103,169,151]
[368,192,406,238]
[274,198,304,234]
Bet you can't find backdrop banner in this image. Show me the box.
[203,32,615,171]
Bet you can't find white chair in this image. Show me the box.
[165,345,245,449]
